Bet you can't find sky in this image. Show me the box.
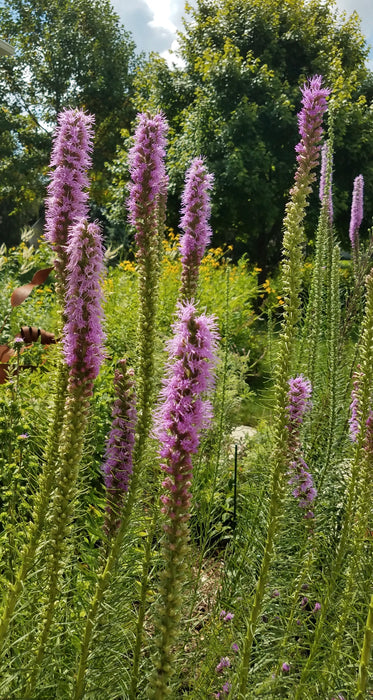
[111,0,373,69]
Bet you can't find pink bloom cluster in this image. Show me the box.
[154,303,218,525]
[128,112,168,255]
[220,610,234,622]
[286,376,316,518]
[179,157,213,298]
[216,657,230,673]
[63,219,105,386]
[45,109,94,265]
[294,76,330,182]
[349,174,364,250]
[102,360,137,533]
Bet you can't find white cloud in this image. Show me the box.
[144,0,177,33]
[160,38,186,68]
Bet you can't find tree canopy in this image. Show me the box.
[0,0,139,244]
[131,0,373,268]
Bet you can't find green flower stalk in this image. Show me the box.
[0,111,94,655]
[24,220,105,695]
[302,134,333,384]
[357,590,373,699]
[322,271,373,696]
[74,113,168,700]
[299,270,373,697]
[128,111,168,444]
[235,75,329,698]
[148,303,218,699]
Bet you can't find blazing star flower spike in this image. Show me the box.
[349,174,364,250]
[155,303,219,521]
[102,360,137,535]
[63,219,105,386]
[179,157,214,299]
[295,76,330,180]
[128,112,168,256]
[148,303,219,697]
[45,109,94,275]
[286,375,312,429]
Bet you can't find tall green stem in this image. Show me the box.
[0,360,68,653]
[23,383,91,696]
[296,270,373,696]
[357,593,373,699]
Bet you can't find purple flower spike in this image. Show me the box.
[286,375,312,430]
[102,360,137,535]
[155,303,219,524]
[349,174,364,250]
[286,376,316,517]
[45,109,94,283]
[63,219,105,387]
[282,662,290,672]
[294,76,330,185]
[179,157,214,299]
[128,112,168,257]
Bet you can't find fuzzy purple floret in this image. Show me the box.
[154,303,218,522]
[349,174,364,250]
[286,376,316,517]
[179,157,213,294]
[294,76,330,181]
[63,219,105,384]
[45,109,94,255]
[128,112,168,255]
[319,142,333,223]
[216,657,231,673]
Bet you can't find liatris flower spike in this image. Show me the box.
[63,219,105,389]
[179,157,214,300]
[155,303,219,524]
[24,218,106,694]
[149,303,218,698]
[128,112,168,257]
[286,376,316,517]
[102,360,137,536]
[349,174,364,251]
[45,109,94,288]
[286,375,312,433]
[294,75,330,188]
